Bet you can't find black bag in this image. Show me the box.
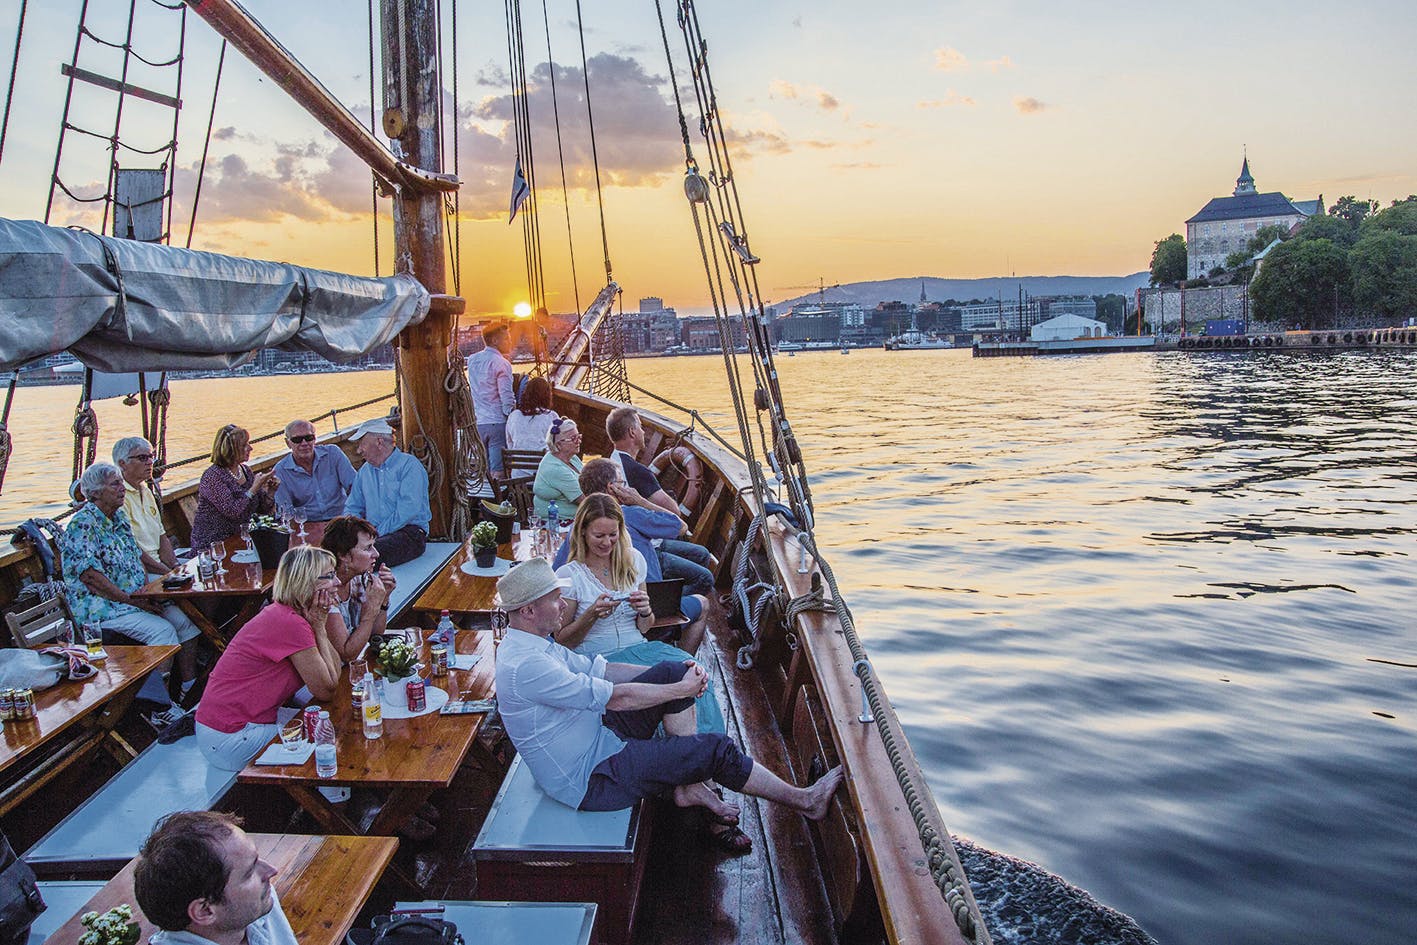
[0,831,45,945]
[346,915,461,945]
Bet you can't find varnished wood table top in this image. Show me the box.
[413,532,539,615]
[0,645,177,773]
[237,630,496,790]
[40,832,398,945]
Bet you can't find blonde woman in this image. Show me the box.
[195,545,343,772]
[190,424,279,550]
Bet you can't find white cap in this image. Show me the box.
[349,417,394,440]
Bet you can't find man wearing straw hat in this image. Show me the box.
[494,558,843,826]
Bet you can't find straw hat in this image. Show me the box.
[496,558,570,611]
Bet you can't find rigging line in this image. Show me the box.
[0,0,28,168]
[61,123,174,154]
[539,0,580,313]
[99,0,142,238]
[186,38,224,248]
[512,0,546,313]
[366,0,379,276]
[164,4,186,245]
[449,0,461,297]
[77,26,181,68]
[571,0,611,281]
[503,0,534,307]
[46,0,94,225]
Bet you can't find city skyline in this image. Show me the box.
[0,1,1412,317]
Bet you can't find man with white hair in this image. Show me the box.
[60,462,200,725]
[343,418,431,567]
[272,419,355,522]
[113,436,179,576]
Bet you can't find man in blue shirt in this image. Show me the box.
[493,558,843,834]
[273,419,355,522]
[465,323,515,479]
[344,417,431,567]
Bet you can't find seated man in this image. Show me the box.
[343,418,430,568]
[273,419,355,522]
[552,458,707,653]
[494,559,842,832]
[114,436,179,577]
[134,811,296,945]
[60,462,199,726]
[604,407,716,596]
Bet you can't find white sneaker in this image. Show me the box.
[146,705,188,730]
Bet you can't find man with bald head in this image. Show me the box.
[273,419,355,523]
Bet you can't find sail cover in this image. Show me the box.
[0,218,429,372]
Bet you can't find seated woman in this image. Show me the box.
[190,424,278,551]
[504,375,558,452]
[320,515,397,662]
[532,417,584,519]
[194,545,342,773]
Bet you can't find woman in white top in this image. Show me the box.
[553,493,724,733]
[504,375,559,451]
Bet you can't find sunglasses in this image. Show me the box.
[288,434,316,444]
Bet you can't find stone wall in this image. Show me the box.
[1143,285,1251,332]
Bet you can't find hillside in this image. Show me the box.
[777,274,1151,310]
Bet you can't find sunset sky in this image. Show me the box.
[0,0,1413,316]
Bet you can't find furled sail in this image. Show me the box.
[0,218,429,372]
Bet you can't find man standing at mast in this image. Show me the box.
[466,323,515,480]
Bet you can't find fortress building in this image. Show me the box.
[1185,157,1322,279]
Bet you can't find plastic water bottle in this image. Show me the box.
[314,710,338,778]
[436,609,455,646]
[361,673,383,740]
[546,501,560,556]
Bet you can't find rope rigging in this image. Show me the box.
[0,0,30,168]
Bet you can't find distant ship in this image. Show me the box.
[886,314,954,350]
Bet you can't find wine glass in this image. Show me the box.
[210,541,228,578]
[293,505,308,540]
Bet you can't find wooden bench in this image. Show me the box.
[393,901,596,945]
[24,737,238,876]
[385,542,460,620]
[472,754,650,945]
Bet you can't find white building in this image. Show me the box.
[1031,313,1107,341]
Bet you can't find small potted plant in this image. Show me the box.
[372,636,421,709]
[247,513,290,570]
[79,905,140,945]
[470,520,499,568]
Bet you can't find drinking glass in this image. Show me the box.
[84,622,105,658]
[279,720,306,748]
[210,541,228,578]
[349,658,368,687]
[293,506,308,540]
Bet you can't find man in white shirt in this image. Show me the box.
[494,558,843,824]
[465,323,516,478]
[134,811,297,945]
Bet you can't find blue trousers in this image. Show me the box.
[658,539,714,596]
[579,661,754,811]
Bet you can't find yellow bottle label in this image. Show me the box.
[363,701,381,723]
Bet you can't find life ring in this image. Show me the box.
[650,445,705,517]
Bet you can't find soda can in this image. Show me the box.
[303,705,321,741]
[12,688,35,721]
[0,688,13,722]
[429,644,448,677]
[406,678,427,713]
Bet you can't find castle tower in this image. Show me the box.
[1233,155,1257,197]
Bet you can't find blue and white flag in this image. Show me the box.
[508,157,529,223]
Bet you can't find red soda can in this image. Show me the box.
[303,705,321,741]
[405,678,426,713]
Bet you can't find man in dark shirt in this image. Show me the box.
[604,407,716,597]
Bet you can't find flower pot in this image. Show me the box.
[473,544,498,568]
[480,502,516,544]
[250,528,289,570]
[381,673,416,710]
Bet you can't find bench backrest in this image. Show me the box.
[5,594,74,649]
[384,542,461,619]
[473,754,640,863]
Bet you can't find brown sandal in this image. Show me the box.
[705,822,753,856]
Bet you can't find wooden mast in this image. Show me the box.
[380,0,457,535]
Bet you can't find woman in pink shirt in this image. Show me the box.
[195,545,342,771]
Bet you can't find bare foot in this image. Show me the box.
[801,765,844,821]
[673,782,740,823]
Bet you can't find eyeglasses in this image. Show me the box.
[287,434,316,444]
[124,453,154,462]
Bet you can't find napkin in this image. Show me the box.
[449,653,481,671]
[254,741,315,765]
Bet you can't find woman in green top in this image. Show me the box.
[532,416,584,518]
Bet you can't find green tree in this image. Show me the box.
[1329,195,1378,228]
[1250,238,1351,328]
[1091,293,1128,332]
[1362,196,1417,237]
[1149,233,1187,286]
[1350,229,1417,319]
[1298,213,1360,248]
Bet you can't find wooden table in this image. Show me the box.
[413,532,539,615]
[0,645,178,816]
[40,832,398,945]
[131,528,321,650]
[238,631,496,839]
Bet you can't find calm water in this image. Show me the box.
[3,350,1414,944]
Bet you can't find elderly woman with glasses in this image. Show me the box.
[113,435,178,576]
[532,416,584,519]
[190,424,280,552]
[195,545,344,772]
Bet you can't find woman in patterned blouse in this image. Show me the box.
[189,424,280,551]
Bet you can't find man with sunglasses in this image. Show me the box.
[273,420,356,523]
